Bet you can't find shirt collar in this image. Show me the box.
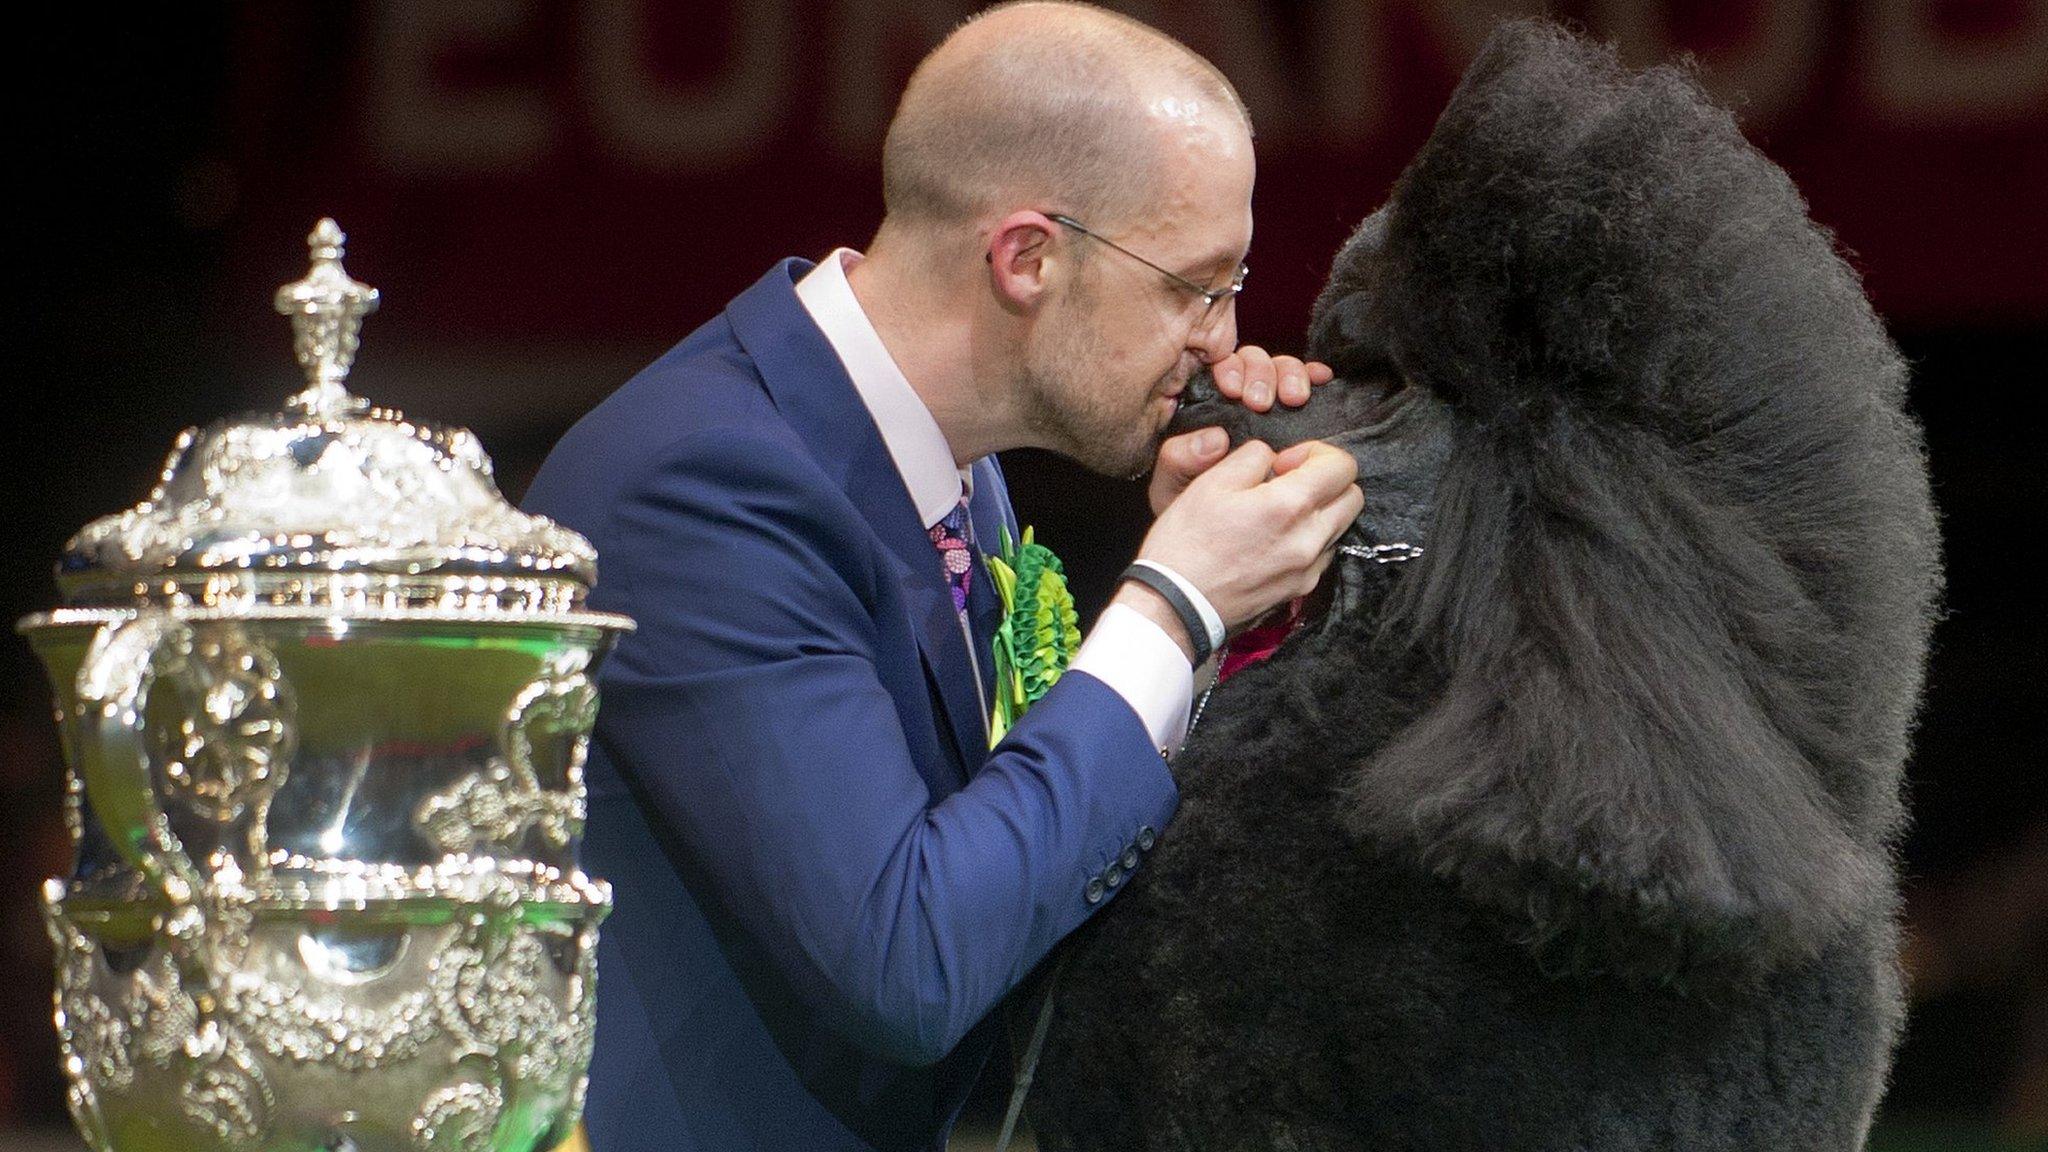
[795,248,971,530]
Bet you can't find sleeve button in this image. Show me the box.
[1121,847,1140,871]
[1137,826,1157,851]
[1084,877,1106,904]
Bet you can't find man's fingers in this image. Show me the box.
[1148,427,1230,513]
[1277,358,1335,407]
[1213,348,1332,411]
[1300,537,1343,593]
[1270,441,1317,475]
[1215,356,1245,400]
[1210,344,1277,402]
[1270,440,1352,482]
[1192,439,1279,491]
[1158,427,1229,479]
[1275,356,1311,408]
[1235,345,1278,411]
[1312,484,1367,550]
[1267,442,1360,507]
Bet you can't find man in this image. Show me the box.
[523,4,1362,1148]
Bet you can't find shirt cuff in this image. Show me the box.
[1068,602,1195,757]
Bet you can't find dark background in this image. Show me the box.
[6,1,2045,1145]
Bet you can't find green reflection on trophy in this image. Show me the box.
[19,220,632,1152]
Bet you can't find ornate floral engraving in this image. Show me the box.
[424,913,596,1106]
[411,1077,505,1152]
[46,899,196,1095]
[48,882,601,1149]
[56,974,133,1094]
[152,625,295,834]
[47,896,247,1144]
[217,966,439,1072]
[179,1026,270,1148]
[415,649,596,855]
[63,1079,114,1152]
[48,903,122,1084]
[208,878,440,1072]
[435,927,555,1055]
[547,923,601,1124]
[129,952,199,1071]
[413,762,578,856]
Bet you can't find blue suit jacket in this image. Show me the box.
[522,259,1181,1151]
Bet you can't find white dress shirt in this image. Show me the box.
[794,248,1193,754]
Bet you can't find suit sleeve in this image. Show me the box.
[589,426,1179,1067]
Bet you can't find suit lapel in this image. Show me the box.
[965,458,1014,715]
[724,261,989,780]
[966,565,999,714]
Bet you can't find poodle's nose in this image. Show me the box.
[1166,367,1225,438]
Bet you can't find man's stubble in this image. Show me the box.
[1015,278,1178,481]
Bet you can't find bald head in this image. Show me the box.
[879,2,1250,239]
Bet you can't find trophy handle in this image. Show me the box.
[72,611,210,913]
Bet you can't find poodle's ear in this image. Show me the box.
[1343,21,1940,983]
[1349,451,1896,982]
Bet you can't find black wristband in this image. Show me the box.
[1118,563,1213,667]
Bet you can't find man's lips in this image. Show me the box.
[1163,359,1210,399]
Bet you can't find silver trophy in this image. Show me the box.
[19,220,633,1152]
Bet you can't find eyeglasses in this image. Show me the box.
[1046,213,1248,323]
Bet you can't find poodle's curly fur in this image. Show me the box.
[1028,21,1941,1151]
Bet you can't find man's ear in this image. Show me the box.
[985,211,1060,312]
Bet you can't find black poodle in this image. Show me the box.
[1027,20,1941,1151]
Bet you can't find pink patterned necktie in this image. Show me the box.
[929,497,975,615]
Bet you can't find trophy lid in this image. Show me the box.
[56,220,602,615]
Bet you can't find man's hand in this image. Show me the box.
[1214,344,1334,412]
[1119,439,1363,661]
[1148,345,1334,515]
[1147,427,1230,517]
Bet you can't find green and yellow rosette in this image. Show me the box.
[985,526,1083,746]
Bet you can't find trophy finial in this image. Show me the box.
[274,217,379,418]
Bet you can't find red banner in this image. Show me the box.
[212,0,2048,357]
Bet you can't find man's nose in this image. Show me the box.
[1190,300,1239,362]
